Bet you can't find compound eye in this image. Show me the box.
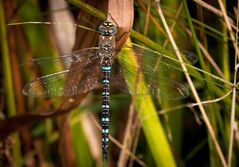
[98,27,105,34]
[98,25,106,35]
[109,27,117,35]
[108,29,113,34]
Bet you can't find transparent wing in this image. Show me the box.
[111,44,197,100]
[110,62,190,100]
[22,48,102,97]
[129,43,198,64]
[20,47,100,73]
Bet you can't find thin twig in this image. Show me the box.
[128,116,141,167]
[141,104,187,122]
[184,28,225,79]
[188,90,232,108]
[163,3,183,47]
[137,0,167,37]
[193,0,223,17]
[155,1,228,166]
[118,103,136,167]
[7,21,97,32]
[227,0,239,165]
[198,40,225,79]
[141,89,232,121]
[89,114,147,167]
[143,0,151,36]
[193,0,239,37]
[217,0,239,61]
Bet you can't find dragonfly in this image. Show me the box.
[21,20,198,161]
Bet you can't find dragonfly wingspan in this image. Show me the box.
[22,44,196,99]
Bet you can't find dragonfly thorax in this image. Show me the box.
[99,44,114,61]
[99,35,115,61]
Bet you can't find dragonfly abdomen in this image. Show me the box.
[101,62,111,161]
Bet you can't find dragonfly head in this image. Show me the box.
[98,21,117,36]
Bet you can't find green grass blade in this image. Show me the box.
[0,1,22,166]
[67,0,106,20]
[119,40,176,167]
[182,0,228,166]
[15,0,64,163]
[70,109,94,167]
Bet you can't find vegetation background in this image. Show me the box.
[0,0,239,167]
